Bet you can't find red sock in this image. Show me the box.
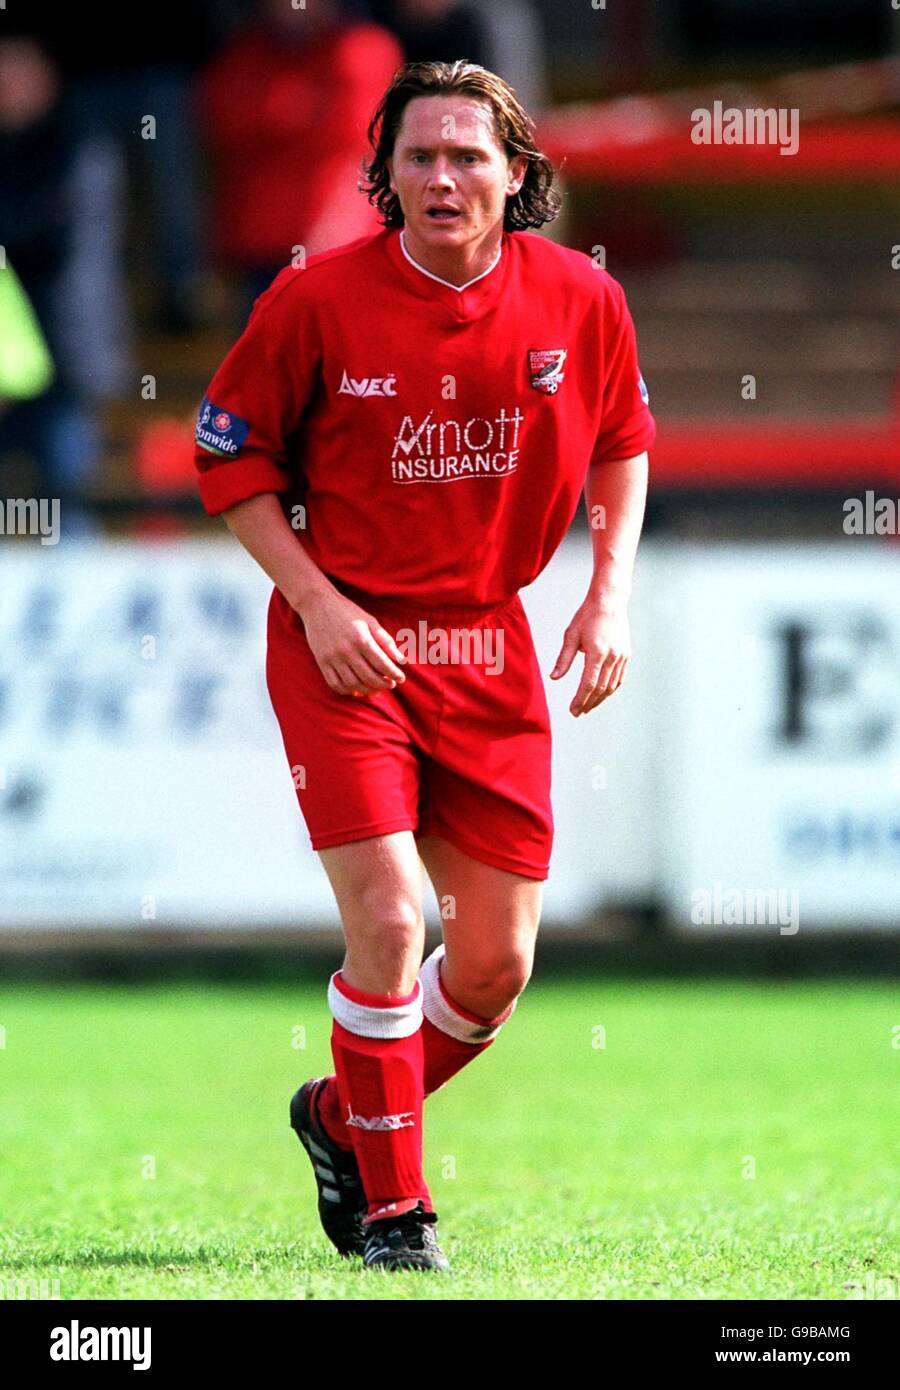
[316,1062,354,1151]
[317,946,515,1155]
[327,969,432,1220]
[418,943,516,1094]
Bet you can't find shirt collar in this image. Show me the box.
[399,228,504,293]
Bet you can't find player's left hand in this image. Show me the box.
[549,596,631,716]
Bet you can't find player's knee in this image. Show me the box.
[351,876,420,934]
[490,959,532,1013]
[452,953,532,1019]
[344,890,424,985]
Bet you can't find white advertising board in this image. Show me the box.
[0,538,651,928]
[655,542,900,930]
[1,538,897,931]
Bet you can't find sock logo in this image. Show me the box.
[345,1103,414,1131]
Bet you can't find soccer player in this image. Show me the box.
[193,60,655,1272]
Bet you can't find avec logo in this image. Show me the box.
[338,370,397,398]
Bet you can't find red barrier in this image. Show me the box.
[540,118,900,182]
[650,419,900,489]
[539,58,900,182]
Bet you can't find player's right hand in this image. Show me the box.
[298,588,408,698]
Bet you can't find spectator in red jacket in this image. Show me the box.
[200,0,403,323]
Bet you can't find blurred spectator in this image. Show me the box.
[0,3,223,528]
[366,0,491,66]
[0,36,100,513]
[41,4,221,336]
[468,0,548,114]
[369,0,548,112]
[200,0,403,325]
[0,261,54,406]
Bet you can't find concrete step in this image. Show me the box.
[638,317,897,371]
[642,375,893,418]
[624,259,899,315]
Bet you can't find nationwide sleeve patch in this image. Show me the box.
[195,396,251,457]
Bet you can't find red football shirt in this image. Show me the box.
[194,227,656,608]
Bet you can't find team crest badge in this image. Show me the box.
[529,349,567,395]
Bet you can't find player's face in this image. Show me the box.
[387,96,527,255]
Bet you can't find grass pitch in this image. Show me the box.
[0,976,896,1300]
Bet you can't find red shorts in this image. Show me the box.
[265,581,553,880]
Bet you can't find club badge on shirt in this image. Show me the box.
[195,395,251,456]
[528,349,567,395]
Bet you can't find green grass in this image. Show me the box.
[0,978,897,1300]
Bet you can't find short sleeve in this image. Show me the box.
[590,279,656,464]
[193,269,320,516]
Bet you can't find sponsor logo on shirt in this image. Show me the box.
[195,395,251,456]
[338,370,398,398]
[528,348,567,395]
[391,407,524,484]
